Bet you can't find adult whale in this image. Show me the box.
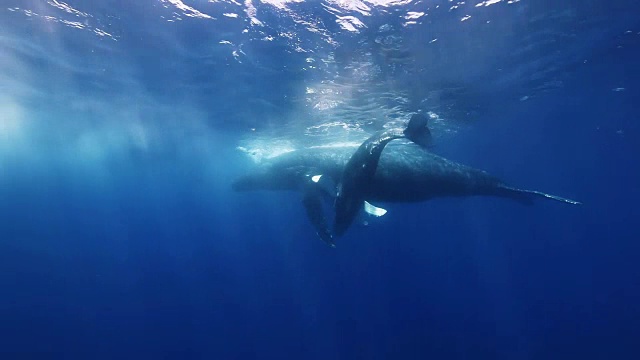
[233,141,580,246]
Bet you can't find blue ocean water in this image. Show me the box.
[1,0,639,359]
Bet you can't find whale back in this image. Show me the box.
[369,145,503,202]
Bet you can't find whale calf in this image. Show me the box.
[334,114,432,237]
[233,143,580,245]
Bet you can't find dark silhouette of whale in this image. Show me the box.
[334,114,432,239]
[233,143,580,245]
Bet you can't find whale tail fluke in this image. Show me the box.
[497,185,582,205]
[403,113,432,148]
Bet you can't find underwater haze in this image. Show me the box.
[1,0,639,359]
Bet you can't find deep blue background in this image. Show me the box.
[1,0,639,359]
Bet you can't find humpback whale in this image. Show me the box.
[334,113,432,238]
[233,138,580,246]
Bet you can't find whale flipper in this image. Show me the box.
[302,172,336,247]
[364,201,387,217]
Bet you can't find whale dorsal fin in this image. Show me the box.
[364,201,387,217]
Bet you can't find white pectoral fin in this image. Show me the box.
[364,201,387,217]
[311,175,322,183]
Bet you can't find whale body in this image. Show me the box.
[234,145,578,204]
[334,114,432,237]
[232,144,580,244]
